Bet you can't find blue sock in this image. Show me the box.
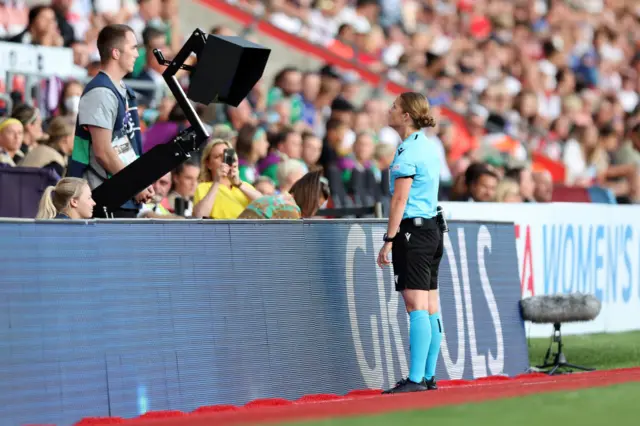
[425,312,443,380]
[408,310,431,383]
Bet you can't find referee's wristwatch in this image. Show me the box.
[383,233,395,242]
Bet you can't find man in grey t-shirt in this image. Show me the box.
[76,24,154,217]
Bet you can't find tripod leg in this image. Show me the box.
[537,362,557,369]
[548,364,561,375]
[536,326,556,368]
[563,363,596,372]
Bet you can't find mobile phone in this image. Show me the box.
[223,148,235,166]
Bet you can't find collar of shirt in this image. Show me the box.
[402,130,423,145]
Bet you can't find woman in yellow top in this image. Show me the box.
[192,139,263,219]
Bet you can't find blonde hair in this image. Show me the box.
[199,138,234,182]
[495,178,521,202]
[36,177,87,219]
[374,143,395,161]
[46,116,74,147]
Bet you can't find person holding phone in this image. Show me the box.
[192,139,262,219]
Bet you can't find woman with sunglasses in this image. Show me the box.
[238,170,330,219]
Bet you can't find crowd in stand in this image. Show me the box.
[0,0,639,220]
[241,0,640,203]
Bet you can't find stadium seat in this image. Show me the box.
[587,186,617,204]
[551,184,590,203]
[0,166,60,218]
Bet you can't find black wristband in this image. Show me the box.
[383,233,395,242]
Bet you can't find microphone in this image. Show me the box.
[520,293,601,375]
[520,293,601,324]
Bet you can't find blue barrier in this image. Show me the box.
[0,219,527,425]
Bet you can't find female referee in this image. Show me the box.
[377,92,445,394]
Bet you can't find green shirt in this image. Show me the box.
[266,87,303,124]
[239,164,257,184]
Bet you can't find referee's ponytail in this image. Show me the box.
[398,92,436,129]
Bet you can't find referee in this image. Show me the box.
[377,92,445,394]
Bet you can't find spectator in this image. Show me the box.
[237,190,302,220]
[562,124,608,187]
[165,159,200,216]
[192,139,262,219]
[6,5,62,46]
[54,80,84,123]
[209,123,238,147]
[300,72,321,128]
[505,166,536,203]
[237,170,330,219]
[132,26,170,107]
[276,158,307,194]
[533,170,554,203]
[596,124,640,203]
[223,100,256,132]
[338,130,377,184]
[329,96,355,130]
[138,172,181,218]
[448,104,487,164]
[266,67,303,124]
[258,126,303,185]
[0,1,28,39]
[11,103,44,155]
[0,117,24,166]
[19,116,74,177]
[427,115,453,184]
[236,124,269,184]
[253,176,276,196]
[209,24,236,37]
[301,131,323,172]
[128,0,163,44]
[615,123,640,167]
[495,178,522,203]
[373,142,395,173]
[50,0,77,47]
[466,163,499,202]
[160,0,182,54]
[35,177,95,219]
[319,117,348,170]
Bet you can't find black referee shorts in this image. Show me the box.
[392,217,444,292]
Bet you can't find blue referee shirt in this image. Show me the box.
[389,130,441,220]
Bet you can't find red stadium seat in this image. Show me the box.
[551,185,590,203]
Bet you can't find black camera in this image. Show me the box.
[436,205,448,233]
[223,148,235,166]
